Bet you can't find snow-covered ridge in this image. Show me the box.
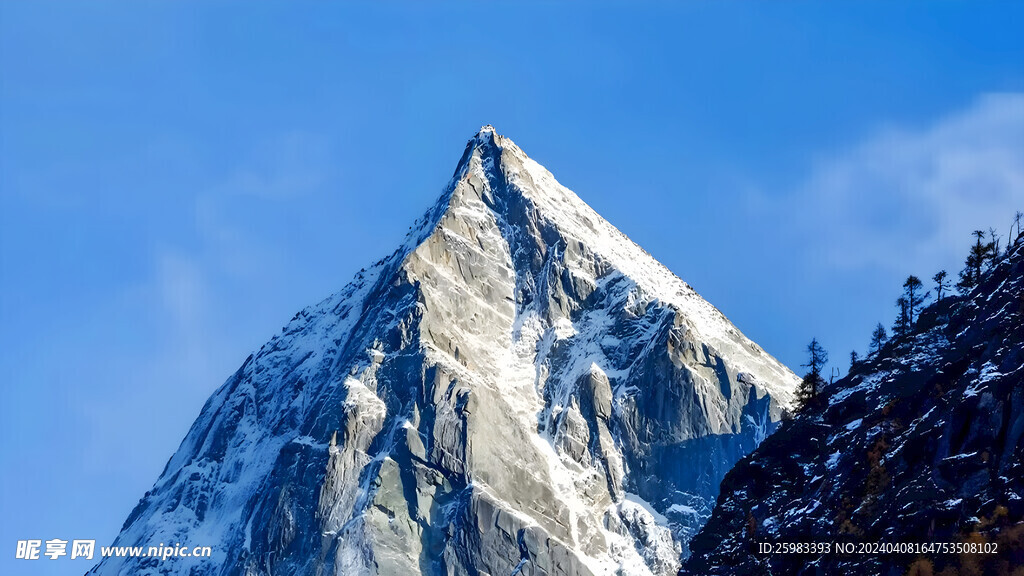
[456,127,795,405]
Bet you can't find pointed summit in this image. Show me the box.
[440,128,795,400]
[94,129,798,576]
[475,123,497,138]
[463,124,501,157]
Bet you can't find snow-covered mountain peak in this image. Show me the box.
[448,126,698,304]
[436,127,795,405]
[93,128,799,576]
[474,123,498,139]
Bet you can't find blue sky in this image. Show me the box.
[1,2,1022,574]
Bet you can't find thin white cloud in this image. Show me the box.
[156,250,209,331]
[784,93,1024,275]
[213,132,332,200]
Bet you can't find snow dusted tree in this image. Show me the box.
[797,338,828,410]
[870,323,888,355]
[932,270,949,302]
[849,350,860,370]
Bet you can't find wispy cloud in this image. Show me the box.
[212,131,332,200]
[768,93,1024,276]
[76,131,337,478]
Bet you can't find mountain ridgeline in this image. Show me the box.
[684,234,1024,575]
[92,127,799,576]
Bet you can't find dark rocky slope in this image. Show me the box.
[684,241,1024,576]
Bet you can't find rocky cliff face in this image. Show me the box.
[684,240,1024,575]
[92,127,798,576]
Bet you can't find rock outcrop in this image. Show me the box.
[92,126,798,576]
[684,238,1024,575]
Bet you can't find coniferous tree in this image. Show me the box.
[957,230,993,293]
[893,296,910,338]
[796,338,828,410]
[932,270,949,302]
[901,275,929,326]
[1012,211,1023,245]
[849,350,860,370]
[870,323,888,355]
[988,228,1001,268]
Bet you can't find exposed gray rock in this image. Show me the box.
[91,126,798,576]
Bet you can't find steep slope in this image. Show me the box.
[92,127,798,576]
[684,241,1024,575]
